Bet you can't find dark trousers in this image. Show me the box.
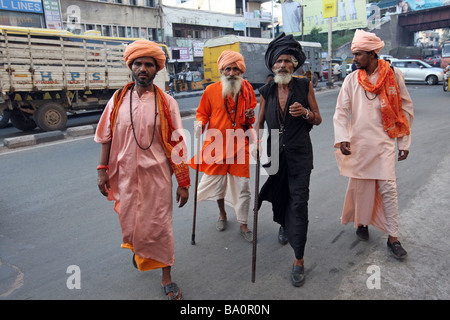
[259,156,311,260]
[284,172,310,260]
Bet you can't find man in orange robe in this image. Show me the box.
[95,40,190,300]
[190,50,257,241]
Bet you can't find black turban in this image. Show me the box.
[265,33,306,72]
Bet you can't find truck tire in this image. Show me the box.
[0,110,10,128]
[10,110,37,131]
[34,102,68,132]
[312,73,319,88]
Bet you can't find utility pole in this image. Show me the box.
[158,0,164,42]
[327,17,333,87]
[300,1,306,41]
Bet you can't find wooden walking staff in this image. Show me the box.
[191,130,201,245]
[251,146,260,282]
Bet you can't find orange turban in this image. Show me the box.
[123,40,166,71]
[351,29,385,55]
[217,50,246,73]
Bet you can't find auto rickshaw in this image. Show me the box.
[292,62,319,87]
[175,71,203,92]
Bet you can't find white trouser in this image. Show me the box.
[196,173,251,224]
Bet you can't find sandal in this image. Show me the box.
[387,239,407,259]
[163,282,183,300]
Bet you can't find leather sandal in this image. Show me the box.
[216,219,227,231]
[387,239,407,259]
[163,282,183,300]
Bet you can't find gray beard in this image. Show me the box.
[274,72,292,85]
[221,74,243,100]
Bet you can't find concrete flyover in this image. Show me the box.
[397,5,450,32]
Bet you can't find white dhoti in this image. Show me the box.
[196,173,251,224]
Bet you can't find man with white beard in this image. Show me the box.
[255,33,322,287]
[190,50,257,242]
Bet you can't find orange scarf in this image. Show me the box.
[357,59,410,138]
[110,82,190,188]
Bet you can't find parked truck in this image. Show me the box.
[0,26,169,131]
[202,35,322,89]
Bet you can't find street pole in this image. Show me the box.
[301,1,306,41]
[327,17,334,87]
[271,0,275,38]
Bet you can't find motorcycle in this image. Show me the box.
[444,66,449,92]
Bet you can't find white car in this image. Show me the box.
[390,59,444,85]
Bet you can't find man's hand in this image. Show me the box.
[245,108,255,119]
[176,187,189,208]
[340,141,351,155]
[251,142,262,160]
[288,102,308,118]
[97,170,110,197]
[398,150,409,161]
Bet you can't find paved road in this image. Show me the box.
[1,83,449,306]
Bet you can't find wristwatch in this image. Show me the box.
[302,110,310,120]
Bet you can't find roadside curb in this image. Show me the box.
[2,125,98,150]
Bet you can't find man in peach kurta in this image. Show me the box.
[190,50,256,241]
[333,30,413,259]
[95,40,189,300]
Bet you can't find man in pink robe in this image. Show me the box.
[95,40,189,300]
[333,30,414,259]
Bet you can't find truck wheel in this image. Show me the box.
[35,102,68,132]
[311,73,319,88]
[10,110,37,131]
[0,110,10,128]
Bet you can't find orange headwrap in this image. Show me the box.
[217,50,246,73]
[123,40,166,71]
[351,29,385,55]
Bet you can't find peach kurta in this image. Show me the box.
[333,67,414,231]
[95,89,184,267]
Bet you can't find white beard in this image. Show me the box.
[221,74,243,100]
[274,71,293,85]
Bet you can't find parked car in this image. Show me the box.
[390,59,444,85]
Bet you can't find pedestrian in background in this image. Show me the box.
[186,67,193,92]
[333,29,414,259]
[95,40,190,300]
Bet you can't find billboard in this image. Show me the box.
[0,0,43,13]
[280,0,367,35]
[396,0,449,13]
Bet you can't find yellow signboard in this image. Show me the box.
[280,0,367,36]
[323,0,337,18]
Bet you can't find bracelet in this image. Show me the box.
[97,164,108,171]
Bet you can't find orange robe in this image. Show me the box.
[190,80,256,177]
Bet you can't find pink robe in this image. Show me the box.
[333,67,414,231]
[95,89,184,266]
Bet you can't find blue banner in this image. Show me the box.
[0,0,43,14]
